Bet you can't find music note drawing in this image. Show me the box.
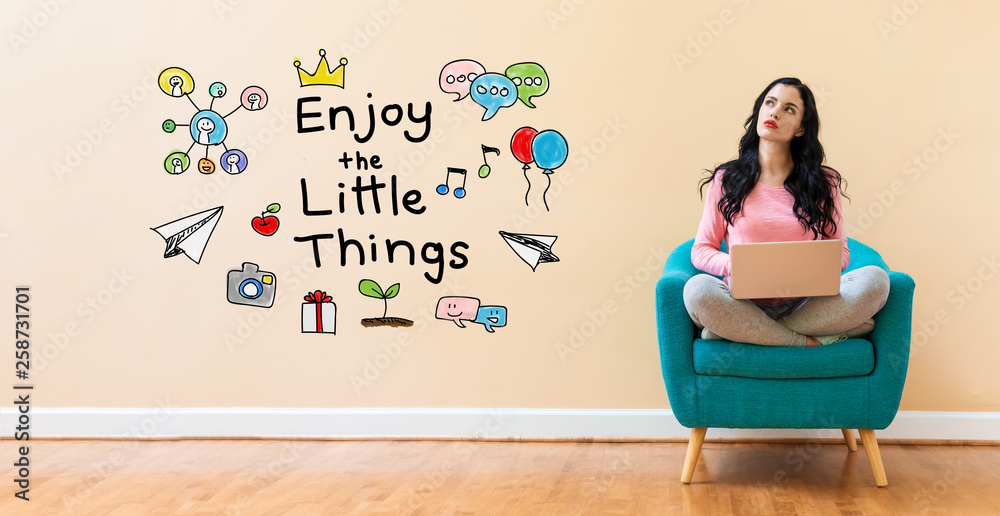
[436,167,468,199]
[478,144,501,178]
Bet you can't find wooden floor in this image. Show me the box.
[4,440,1000,515]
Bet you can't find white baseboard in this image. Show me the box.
[1,407,997,441]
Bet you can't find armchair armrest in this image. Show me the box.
[655,243,700,426]
[867,270,916,429]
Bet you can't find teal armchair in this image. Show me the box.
[654,238,915,486]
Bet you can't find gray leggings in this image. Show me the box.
[682,265,890,346]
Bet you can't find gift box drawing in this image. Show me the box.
[302,290,336,334]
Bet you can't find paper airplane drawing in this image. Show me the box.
[151,206,223,264]
[499,231,560,271]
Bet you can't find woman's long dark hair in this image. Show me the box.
[699,77,848,239]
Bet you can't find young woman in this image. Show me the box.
[684,77,889,347]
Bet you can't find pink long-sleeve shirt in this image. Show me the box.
[692,169,850,290]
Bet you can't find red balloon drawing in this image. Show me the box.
[510,126,537,170]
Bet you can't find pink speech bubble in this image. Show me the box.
[439,59,486,101]
[435,296,481,328]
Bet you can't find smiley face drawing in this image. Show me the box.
[209,81,227,98]
[198,157,216,174]
[225,153,240,174]
[435,296,481,328]
[473,306,508,333]
[196,118,216,145]
[247,93,261,110]
[162,152,189,175]
[168,75,184,97]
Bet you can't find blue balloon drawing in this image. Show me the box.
[530,129,568,211]
[531,130,568,174]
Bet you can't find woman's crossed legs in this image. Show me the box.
[682,265,890,347]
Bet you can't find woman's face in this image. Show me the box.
[756,83,806,143]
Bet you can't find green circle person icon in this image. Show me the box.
[163,152,190,175]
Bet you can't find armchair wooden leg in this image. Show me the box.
[858,428,888,487]
[681,427,708,484]
[842,428,857,452]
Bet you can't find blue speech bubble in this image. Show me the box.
[473,305,507,333]
[470,73,517,121]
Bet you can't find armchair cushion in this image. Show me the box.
[693,338,875,379]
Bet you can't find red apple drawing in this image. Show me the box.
[251,203,280,236]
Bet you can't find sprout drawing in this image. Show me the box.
[358,279,414,327]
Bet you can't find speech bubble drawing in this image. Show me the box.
[470,73,518,121]
[473,306,507,333]
[439,59,487,101]
[436,297,481,328]
[504,62,549,108]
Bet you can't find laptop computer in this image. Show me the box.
[729,239,842,299]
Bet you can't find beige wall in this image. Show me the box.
[2,0,997,412]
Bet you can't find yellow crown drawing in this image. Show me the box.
[294,49,347,88]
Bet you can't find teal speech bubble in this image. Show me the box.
[504,62,549,108]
